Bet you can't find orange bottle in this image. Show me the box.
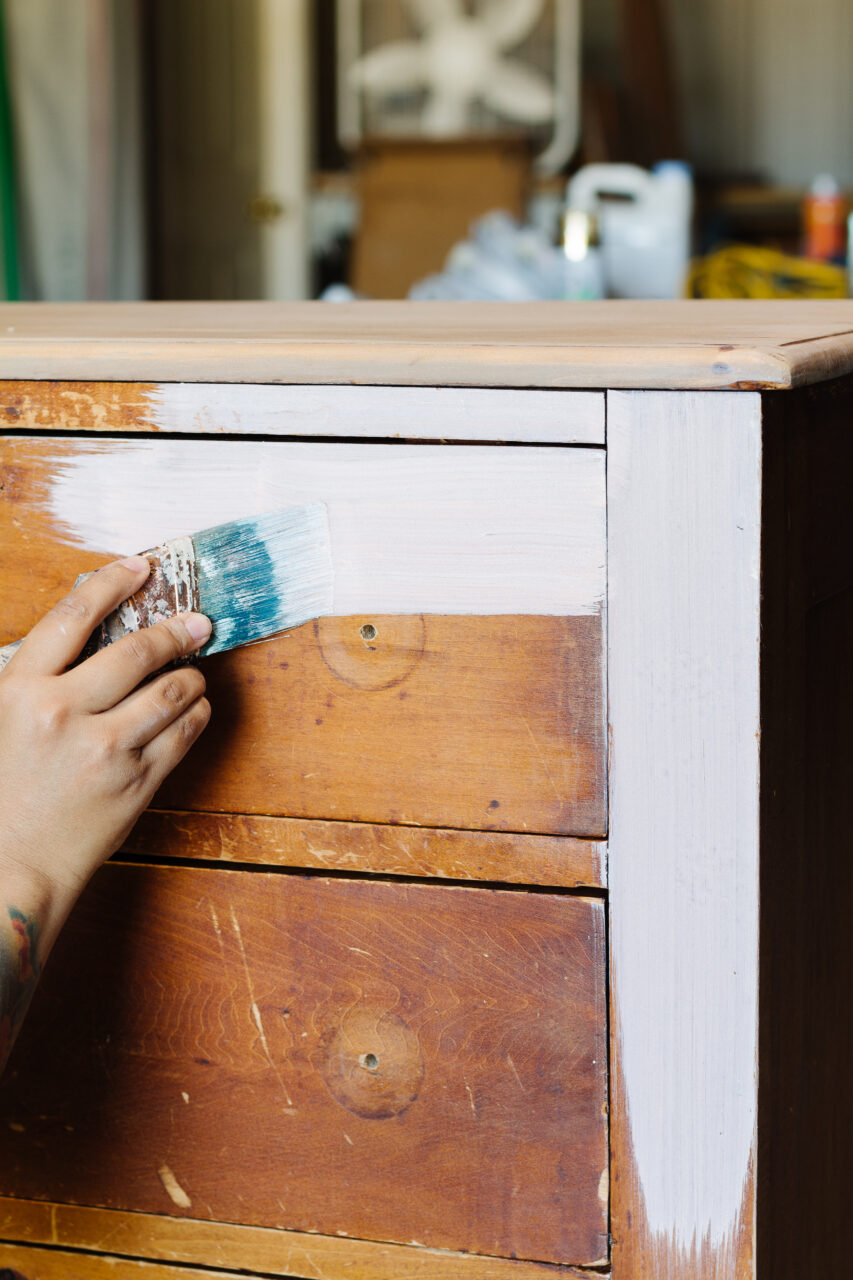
[803,174,847,263]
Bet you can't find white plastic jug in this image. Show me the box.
[565,162,693,299]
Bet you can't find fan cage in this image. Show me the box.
[335,0,579,174]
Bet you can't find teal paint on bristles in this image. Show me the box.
[83,504,334,659]
[190,505,333,654]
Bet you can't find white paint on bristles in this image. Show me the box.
[143,382,605,445]
[192,505,334,651]
[607,391,760,1250]
[40,439,605,616]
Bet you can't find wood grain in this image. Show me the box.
[607,391,761,1277]
[0,434,605,836]
[0,437,604,839]
[0,380,606,444]
[0,300,851,388]
[0,1200,598,1280]
[123,811,606,889]
[0,863,608,1266]
[610,997,755,1280]
[0,1243,240,1279]
[153,613,604,835]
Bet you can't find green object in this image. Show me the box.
[0,4,19,300]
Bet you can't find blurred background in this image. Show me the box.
[0,0,850,304]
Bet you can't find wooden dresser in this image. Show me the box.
[0,301,851,1279]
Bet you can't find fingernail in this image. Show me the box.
[120,555,150,574]
[183,613,212,645]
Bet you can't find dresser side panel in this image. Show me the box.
[758,378,853,1276]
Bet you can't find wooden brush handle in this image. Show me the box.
[0,540,199,673]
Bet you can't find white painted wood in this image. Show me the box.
[607,391,761,1253]
[31,439,605,616]
[141,383,605,444]
[257,0,310,300]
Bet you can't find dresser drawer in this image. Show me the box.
[0,863,608,1267]
[0,435,606,837]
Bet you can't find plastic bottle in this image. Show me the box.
[803,174,847,264]
[560,209,605,300]
[565,161,694,299]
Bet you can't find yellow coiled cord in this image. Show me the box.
[687,243,848,299]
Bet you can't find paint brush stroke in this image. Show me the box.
[608,391,760,1255]
[39,439,605,616]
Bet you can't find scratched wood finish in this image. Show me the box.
[0,1244,240,1279]
[0,380,606,444]
[154,615,604,834]
[0,300,852,388]
[0,864,608,1266]
[0,1202,599,1280]
[0,448,604,834]
[0,435,605,835]
[123,812,606,889]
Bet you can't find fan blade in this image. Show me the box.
[405,0,463,33]
[478,0,546,51]
[421,89,473,136]
[482,59,554,123]
[349,40,427,93]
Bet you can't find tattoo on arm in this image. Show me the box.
[0,905,41,1071]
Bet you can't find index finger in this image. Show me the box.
[12,556,151,676]
[66,610,211,712]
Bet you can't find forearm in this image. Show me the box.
[0,861,79,1073]
[0,557,210,1076]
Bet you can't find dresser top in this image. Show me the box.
[1,300,852,390]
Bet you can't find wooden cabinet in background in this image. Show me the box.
[1,300,852,1278]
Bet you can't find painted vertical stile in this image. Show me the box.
[607,391,761,1278]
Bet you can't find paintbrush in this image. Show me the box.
[0,504,333,671]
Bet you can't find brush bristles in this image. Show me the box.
[192,504,334,655]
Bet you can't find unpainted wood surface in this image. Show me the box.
[0,1201,598,1280]
[0,1243,239,1279]
[123,811,606,889]
[607,390,760,1278]
[0,300,852,388]
[758,378,853,1276]
[0,1249,235,1280]
[0,864,608,1266]
[0,438,605,835]
[154,614,604,835]
[0,380,606,443]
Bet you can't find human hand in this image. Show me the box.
[0,555,211,910]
